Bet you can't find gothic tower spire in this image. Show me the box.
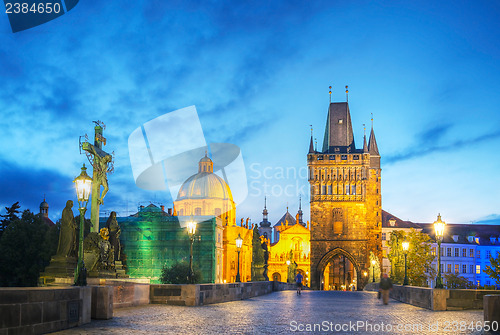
[322,102,356,153]
[309,125,314,153]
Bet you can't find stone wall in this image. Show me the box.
[87,279,150,309]
[150,281,296,306]
[388,285,498,311]
[0,286,91,335]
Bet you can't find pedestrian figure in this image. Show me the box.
[295,272,304,295]
[379,273,393,305]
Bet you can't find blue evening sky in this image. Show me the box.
[0,1,499,226]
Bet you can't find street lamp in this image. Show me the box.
[235,233,243,282]
[402,238,410,285]
[187,219,197,283]
[73,164,92,286]
[371,259,376,283]
[433,213,446,288]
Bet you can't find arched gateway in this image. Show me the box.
[316,248,360,291]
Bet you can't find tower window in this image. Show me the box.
[338,119,343,124]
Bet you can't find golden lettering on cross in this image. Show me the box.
[81,121,114,233]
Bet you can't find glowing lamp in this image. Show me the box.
[235,233,243,249]
[433,214,446,241]
[73,164,92,206]
[187,220,197,236]
[402,239,410,254]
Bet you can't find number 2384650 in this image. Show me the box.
[5,2,61,14]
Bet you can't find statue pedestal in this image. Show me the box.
[87,261,129,279]
[40,256,77,285]
[114,261,128,278]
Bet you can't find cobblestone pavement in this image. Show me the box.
[52,290,486,335]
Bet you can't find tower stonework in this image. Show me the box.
[308,102,382,290]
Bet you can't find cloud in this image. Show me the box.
[385,128,500,165]
[0,158,75,218]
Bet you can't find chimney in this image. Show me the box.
[168,208,172,215]
[160,205,165,212]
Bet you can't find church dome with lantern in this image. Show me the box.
[174,154,236,224]
[177,155,233,201]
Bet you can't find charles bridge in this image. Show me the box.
[2,280,498,335]
[51,290,485,335]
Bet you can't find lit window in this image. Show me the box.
[454,264,459,273]
[431,247,436,256]
[469,249,474,257]
[476,265,481,274]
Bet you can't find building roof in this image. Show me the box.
[130,204,171,217]
[322,102,356,153]
[274,211,296,227]
[382,210,422,229]
[418,222,500,246]
[42,217,55,226]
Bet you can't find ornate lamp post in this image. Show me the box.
[371,259,376,283]
[402,238,410,285]
[73,164,92,286]
[187,219,197,283]
[433,214,446,288]
[235,233,243,282]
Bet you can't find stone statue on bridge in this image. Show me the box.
[81,121,113,233]
[56,200,77,257]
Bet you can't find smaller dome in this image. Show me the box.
[200,155,212,163]
[40,200,49,209]
[198,154,214,173]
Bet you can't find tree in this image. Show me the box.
[0,202,21,238]
[484,253,500,285]
[160,262,202,284]
[387,229,435,286]
[444,272,474,289]
[0,208,59,287]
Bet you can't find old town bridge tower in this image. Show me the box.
[308,99,382,290]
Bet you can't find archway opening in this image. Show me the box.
[316,248,361,291]
[272,272,281,282]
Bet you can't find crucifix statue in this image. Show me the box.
[81,121,114,233]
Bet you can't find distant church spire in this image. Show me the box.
[309,125,314,153]
[260,196,270,227]
[363,124,368,152]
[296,195,304,226]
